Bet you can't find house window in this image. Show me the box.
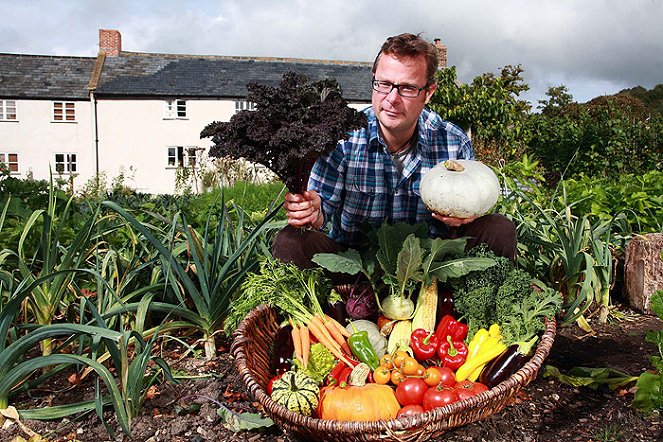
[164,99,187,119]
[0,100,17,121]
[166,146,199,167]
[53,102,75,122]
[0,152,19,173]
[235,100,256,114]
[54,153,77,173]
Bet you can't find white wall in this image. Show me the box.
[95,98,232,194]
[0,99,95,184]
[2,97,370,194]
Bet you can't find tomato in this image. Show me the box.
[423,367,442,387]
[432,366,456,387]
[266,373,283,395]
[396,404,425,418]
[401,357,420,376]
[453,380,489,401]
[415,364,426,377]
[379,354,394,369]
[392,351,408,369]
[391,369,406,386]
[422,385,459,411]
[373,366,391,385]
[395,377,428,406]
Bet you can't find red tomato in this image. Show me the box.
[267,373,283,395]
[422,385,459,411]
[454,380,489,401]
[395,377,428,406]
[432,366,456,387]
[397,404,425,418]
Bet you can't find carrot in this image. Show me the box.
[324,314,351,338]
[307,317,353,367]
[300,324,310,369]
[290,321,303,366]
[320,315,351,355]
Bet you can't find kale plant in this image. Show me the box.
[201,72,366,193]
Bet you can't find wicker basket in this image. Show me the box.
[231,304,556,442]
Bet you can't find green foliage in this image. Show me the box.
[617,84,663,116]
[632,290,663,412]
[449,242,562,344]
[528,90,662,180]
[560,171,663,233]
[312,222,495,320]
[430,65,531,165]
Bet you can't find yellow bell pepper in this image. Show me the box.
[455,324,506,382]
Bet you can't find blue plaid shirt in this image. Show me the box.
[309,106,474,247]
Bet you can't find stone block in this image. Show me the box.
[624,233,663,314]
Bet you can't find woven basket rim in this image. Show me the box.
[231,304,557,438]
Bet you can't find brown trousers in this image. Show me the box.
[272,214,517,285]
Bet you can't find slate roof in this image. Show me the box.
[95,52,373,102]
[0,51,374,102]
[0,53,96,100]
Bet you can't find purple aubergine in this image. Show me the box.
[479,336,538,388]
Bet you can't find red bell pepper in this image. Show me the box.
[437,335,469,370]
[410,328,442,362]
[326,360,346,386]
[434,314,469,342]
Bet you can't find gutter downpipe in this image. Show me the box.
[88,52,106,180]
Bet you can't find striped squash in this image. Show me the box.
[270,371,319,416]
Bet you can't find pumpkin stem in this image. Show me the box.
[348,363,370,387]
[290,372,299,391]
[443,159,465,172]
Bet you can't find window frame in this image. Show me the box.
[234,100,256,114]
[0,100,17,121]
[166,146,199,168]
[52,101,76,122]
[54,152,77,174]
[164,99,187,119]
[0,152,19,174]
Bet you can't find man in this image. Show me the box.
[273,33,515,276]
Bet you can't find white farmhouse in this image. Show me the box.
[0,29,372,194]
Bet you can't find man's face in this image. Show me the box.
[371,53,437,142]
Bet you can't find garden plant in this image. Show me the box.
[0,71,660,441]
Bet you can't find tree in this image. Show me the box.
[429,65,531,165]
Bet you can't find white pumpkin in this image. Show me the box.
[420,159,500,218]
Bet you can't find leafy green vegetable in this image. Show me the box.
[224,258,331,334]
[499,287,563,346]
[544,366,638,391]
[202,72,366,193]
[451,246,519,338]
[632,290,663,412]
[217,405,274,432]
[291,343,336,384]
[313,222,495,320]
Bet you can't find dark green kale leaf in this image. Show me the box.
[201,72,366,193]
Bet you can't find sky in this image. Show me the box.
[1,0,662,107]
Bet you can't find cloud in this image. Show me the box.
[1,0,661,104]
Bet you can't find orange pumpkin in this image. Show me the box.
[317,383,401,421]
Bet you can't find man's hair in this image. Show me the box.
[372,33,439,86]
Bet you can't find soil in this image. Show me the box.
[2,309,662,442]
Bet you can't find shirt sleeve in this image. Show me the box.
[307,140,346,226]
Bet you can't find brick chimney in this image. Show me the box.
[434,38,447,68]
[99,29,122,56]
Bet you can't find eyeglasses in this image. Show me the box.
[371,77,428,98]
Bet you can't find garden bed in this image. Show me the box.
[1,309,661,442]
